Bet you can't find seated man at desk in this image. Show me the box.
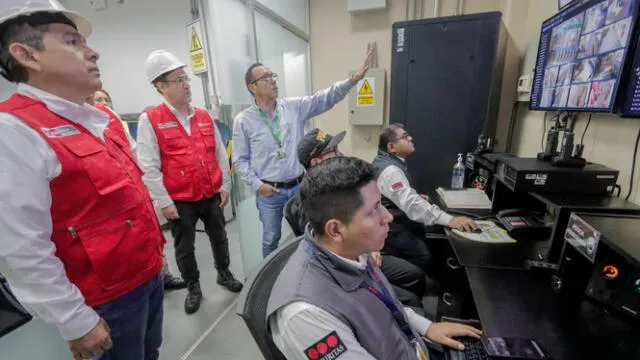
[268,157,482,359]
[372,124,477,270]
[284,128,426,310]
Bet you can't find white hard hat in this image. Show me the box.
[0,0,92,37]
[145,50,186,83]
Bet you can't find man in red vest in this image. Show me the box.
[0,1,165,359]
[137,50,242,315]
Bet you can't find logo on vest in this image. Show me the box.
[158,121,178,129]
[305,331,347,360]
[197,122,211,127]
[41,125,81,138]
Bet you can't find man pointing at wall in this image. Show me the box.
[233,49,373,257]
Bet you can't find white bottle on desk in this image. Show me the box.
[451,153,465,189]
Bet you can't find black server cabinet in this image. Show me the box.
[390,12,506,197]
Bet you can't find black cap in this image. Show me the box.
[297,128,346,168]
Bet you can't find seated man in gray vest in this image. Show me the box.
[372,124,477,270]
[284,128,427,312]
[268,157,481,359]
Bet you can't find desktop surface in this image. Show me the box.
[531,193,640,211]
[466,268,640,360]
[446,228,550,269]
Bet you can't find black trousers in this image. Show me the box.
[169,194,230,284]
[382,255,426,311]
[383,220,433,271]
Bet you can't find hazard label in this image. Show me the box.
[190,28,202,51]
[357,77,375,106]
[187,20,207,74]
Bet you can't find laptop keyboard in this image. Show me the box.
[449,337,490,360]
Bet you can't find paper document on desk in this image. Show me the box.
[453,221,517,243]
[437,187,492,209]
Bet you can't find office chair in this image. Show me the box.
[236,235,301,360]
[0,274,32,338]
[283,197,303,236]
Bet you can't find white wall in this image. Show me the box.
[258,0,309,32]
[63,0,206,114]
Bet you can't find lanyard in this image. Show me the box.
[254,107,282,147]
[360,270,416,342]
[303,241,426,358]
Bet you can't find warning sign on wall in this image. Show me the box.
[187,20,207,74]
[357,77,375,106]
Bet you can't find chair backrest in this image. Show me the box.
[236,235,301,360]
[283,197,304,236]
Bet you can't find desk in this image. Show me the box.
[446,229,550,270]
[467,267,640,359]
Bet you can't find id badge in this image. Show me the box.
[411,339,429,360]
[277,148,287,159]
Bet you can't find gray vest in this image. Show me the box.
[267,229,427,360]
[372,150,411,221]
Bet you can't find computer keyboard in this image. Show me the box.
[446,337,490,360]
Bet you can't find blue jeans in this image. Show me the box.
[256,184,300,257]
[93,272,164,360]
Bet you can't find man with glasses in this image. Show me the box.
[137,50,242,315]
[233,49,373,257]
[373,124,477,270]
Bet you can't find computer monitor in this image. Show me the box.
[530,0,640,112]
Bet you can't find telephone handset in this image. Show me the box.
[495,209,551,238]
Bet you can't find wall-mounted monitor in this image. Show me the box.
[530,0,640,112]
[619,28,640,115]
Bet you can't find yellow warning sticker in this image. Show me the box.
[357,77,375,106]
[187,21,207,74]
[190,28,203,51]
[357,96,374,105]
[358,79,374,94]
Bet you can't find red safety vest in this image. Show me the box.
[94,103,128,147]
[146,104,223,202]
[0,94,164,307]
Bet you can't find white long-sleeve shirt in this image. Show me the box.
[377,164,453,227]
[0,84,108,341]
[270,253,432,359]
[136,102,231,208]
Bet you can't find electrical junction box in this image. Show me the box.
[348,0,387,14]
[348,68,385,125]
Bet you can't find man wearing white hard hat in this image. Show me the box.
[0,1,165,359]
[137,50,242,315]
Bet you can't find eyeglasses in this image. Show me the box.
[251,73,278,84]
[394,133,411,142]
[163,76,191,85]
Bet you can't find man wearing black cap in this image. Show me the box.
[0,2,164,359]
[285,128,427,311]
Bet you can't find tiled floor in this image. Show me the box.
[160,219,263,360]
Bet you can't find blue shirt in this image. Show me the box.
[232,79,355,191]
